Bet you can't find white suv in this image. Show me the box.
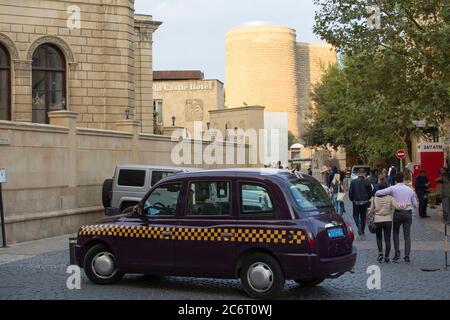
[350,165,371,180]
[102,165,200,215]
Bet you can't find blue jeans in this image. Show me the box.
[332,194,344,215]
[353,203,368,233]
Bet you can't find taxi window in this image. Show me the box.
[240,183,274,214]
[143,183,181,216]
[186,181,231,216]
[288,178,332,212]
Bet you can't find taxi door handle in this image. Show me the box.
[221,233,234,238]
[162,231,173,237]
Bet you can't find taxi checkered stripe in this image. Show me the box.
[78,225,306,245]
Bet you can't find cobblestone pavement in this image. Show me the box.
[0,204,448,300]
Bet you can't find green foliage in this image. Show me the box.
[288,131,299,148]
[305,0,450,162]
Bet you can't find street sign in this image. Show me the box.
[396,149,406,159]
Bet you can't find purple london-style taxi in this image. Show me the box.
[74,168,356,299]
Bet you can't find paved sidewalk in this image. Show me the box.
[0,233,75,265]
[420,205,448,234]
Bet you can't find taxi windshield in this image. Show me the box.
[288,178,332,212]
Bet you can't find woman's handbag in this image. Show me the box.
[367,203,377,234]
[336,184,345,202]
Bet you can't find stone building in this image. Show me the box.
[152,70,225,135]
[152,70,267,165]
[0,1,253,244]
[225,24,344,170]
[296,42,338,141]
[0,0,160,133]
[225,26,299,134]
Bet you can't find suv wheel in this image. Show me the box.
[83,244,123,284]
[240,253,285,299]
[102,179,113,208]
[294,278,324,287]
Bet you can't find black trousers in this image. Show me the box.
[375,221,392,257]
[352,203,368,233]
[416,191,428,217]
[393,211,412,258]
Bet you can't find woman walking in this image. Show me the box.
[330,173,344,215]
[369,180,396,263]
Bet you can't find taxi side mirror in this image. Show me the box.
[132,204,140,216]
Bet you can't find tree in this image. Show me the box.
[304,54,431,164]
[306,0,450,162]
[288,131,299,148]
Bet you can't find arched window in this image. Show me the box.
[0,43,10,120]
[32,44,66,124]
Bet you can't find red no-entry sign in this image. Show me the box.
[396,149,406,159]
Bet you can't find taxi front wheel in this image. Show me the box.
[83,244,124,285]
[240,253,285,299]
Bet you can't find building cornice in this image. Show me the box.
[209,106,265,114]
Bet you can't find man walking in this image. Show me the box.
[349,168,373,238]
[375,172,418,263]
[414,170,430,218]
[387,165,397,186]
[437,167,450,223]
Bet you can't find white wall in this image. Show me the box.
[263,112,289,167]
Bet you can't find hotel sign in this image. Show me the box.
[153,82,213,92]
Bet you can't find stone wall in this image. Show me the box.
[0,112,250,244]
[0,0,158,130]
[209,105,265,136]
[208,106,265,166]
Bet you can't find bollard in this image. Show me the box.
[69,237,77,265]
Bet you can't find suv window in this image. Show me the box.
[187,181,231,216]
[117,169,145,187]
[240,183,274,214]
[151,171,174,185]
[143,183,181,216]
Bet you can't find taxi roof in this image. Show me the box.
[157,168,313,183]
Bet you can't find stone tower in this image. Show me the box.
[225,25,299,134]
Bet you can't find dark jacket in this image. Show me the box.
[415,176,429,193]
[328,166,338,188]
[349,176,372,203]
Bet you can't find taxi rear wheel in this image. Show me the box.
[84,244,123,285]
[240,253,285,299]
[294,278,324,287]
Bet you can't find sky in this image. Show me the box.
[134,0,324,82]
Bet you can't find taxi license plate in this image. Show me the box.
[327,227,344,238]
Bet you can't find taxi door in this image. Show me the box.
[115,181,182,274]
[174,178,238,277]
